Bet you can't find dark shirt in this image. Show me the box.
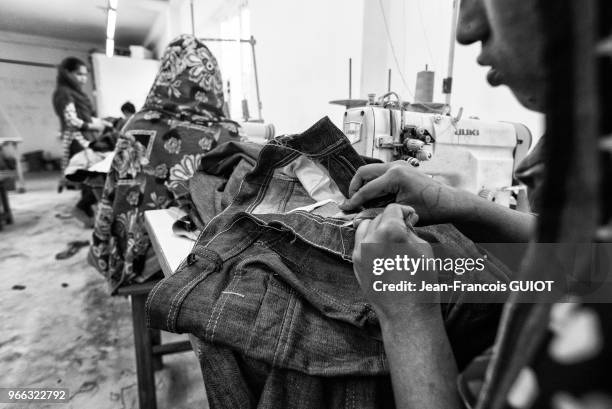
[458,137,612,409]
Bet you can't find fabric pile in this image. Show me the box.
[145,116,511,408]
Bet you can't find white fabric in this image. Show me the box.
[279,155,346,203]
[64,149,111,178]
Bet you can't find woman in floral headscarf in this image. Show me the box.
[89,35,241,292]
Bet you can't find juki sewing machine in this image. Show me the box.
[341,92,532,208]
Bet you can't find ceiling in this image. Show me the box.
[0,0,168,46]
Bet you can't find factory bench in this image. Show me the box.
[116,281,192,409]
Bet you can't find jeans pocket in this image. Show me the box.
[146,247,222,333]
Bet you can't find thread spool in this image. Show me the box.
[478,188,495,201]
[404,138,425,151]
[415,150,432,161]
[405,157,420,167]
[239,122,276,142]
[415,67,435,103]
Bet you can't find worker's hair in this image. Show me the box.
[121,101,136,115]
[59,57,87,73]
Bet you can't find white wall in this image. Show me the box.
[91,54,159,117]
[360,0,544,140]
[145,0,235,57]
[0,31,102,157]
[146,0,543,141]
[250,0,365,134]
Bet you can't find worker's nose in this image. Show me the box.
[456,0,490,45]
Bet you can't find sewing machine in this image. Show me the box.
[342,94,532,208]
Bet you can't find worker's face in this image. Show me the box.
[71,65,89,86]
[457,0,547,112]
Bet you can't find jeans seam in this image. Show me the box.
[197,177,247,239]
[245,150,297,212]
[271,138,346,160]
[146,250,193,328]
[166,268,203,332]
[245,271,270,351]
[336,154,359,173]
[287,211,352,227]
[204,215,250,248]
[250,214,352,261]
[219,231,261,262]
[210,272,243,341]
[290,209,353,223]
[280,292,298,365]
[145,279,165,328]
[271,249,360,314]
[205,273,238,340]
[245,168,275,214]
[166,256,220,332]
[272,284,294,366]
[338,224,347,257]
[278,179,295,212]
[167,253,219,330]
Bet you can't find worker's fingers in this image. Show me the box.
[355,212,384,247]
[373,204,413,243]
[381,203,423,240]
[383,203,418,227]
[347,164,391,198]
[340,174,396,211]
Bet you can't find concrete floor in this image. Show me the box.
[0,172,207,409]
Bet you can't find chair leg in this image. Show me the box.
[0,182,12,224]
[131,293,157,409]
[150,329,163,371]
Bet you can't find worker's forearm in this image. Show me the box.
[378,309,461,409]
[451,189,535,243]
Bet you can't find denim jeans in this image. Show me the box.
[193,339,395,409]
[147,116,509,407]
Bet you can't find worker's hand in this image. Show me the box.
[89,117,113,132]
[352,204,439,322]
[88,118,106,132]
[340,161,461,225]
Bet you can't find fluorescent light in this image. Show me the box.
[106,8,116,39]
[105,0,117,56]
[106,38,115,57]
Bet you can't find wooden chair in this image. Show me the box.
[116,281,192,409]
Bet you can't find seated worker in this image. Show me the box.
[114,101,136,131]
[52,57,112,227]
[345,0,611,408]
[89,35,241,293]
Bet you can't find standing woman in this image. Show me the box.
[52,57,110,227]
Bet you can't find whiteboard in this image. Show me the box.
[0,63,62,156]
[91,53,159,118]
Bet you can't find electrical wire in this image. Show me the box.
[377,0,414,98]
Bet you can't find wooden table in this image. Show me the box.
[119,208,194,409]
[0,137,25,192]
[144,207,193,277]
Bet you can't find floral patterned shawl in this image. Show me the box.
[89,34,241,293]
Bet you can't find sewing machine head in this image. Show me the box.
[342,95,532,208]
